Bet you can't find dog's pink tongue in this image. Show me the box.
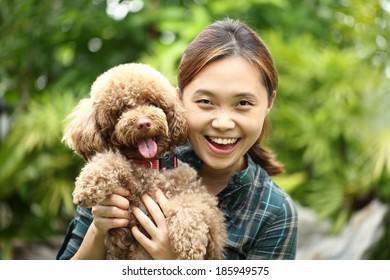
[137,138,157,159]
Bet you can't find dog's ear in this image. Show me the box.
[167,103,188,147]
[62,98,107,161]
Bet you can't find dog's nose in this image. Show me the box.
[136,118,152,132]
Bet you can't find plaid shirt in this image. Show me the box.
[57,144,298,260]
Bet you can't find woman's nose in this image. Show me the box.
[211,112,235,130]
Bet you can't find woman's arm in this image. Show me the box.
[70,222,107,259]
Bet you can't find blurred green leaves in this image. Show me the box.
[266,1,390,234]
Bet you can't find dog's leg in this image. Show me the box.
[202,202,227,260]
[73,152,131,208]
[105,227,135,259]
[166,192,226,260]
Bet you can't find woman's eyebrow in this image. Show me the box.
[234,92,258,99]
[193,89,257,99]
[193,89,214,96]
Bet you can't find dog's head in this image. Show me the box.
[62,63,187,161]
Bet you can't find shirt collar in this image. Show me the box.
[175,141,202,170]
[216,155,257,214]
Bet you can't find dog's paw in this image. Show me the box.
[72,178,108,207]
[73,154,130,207]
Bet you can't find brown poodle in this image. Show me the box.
[62,63,227,260]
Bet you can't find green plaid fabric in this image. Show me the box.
[56,206,91,260]
[57,144,298,260]
[176,144,298,260]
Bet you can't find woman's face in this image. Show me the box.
[181,56,274,173]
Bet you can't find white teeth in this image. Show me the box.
[209,137,238,145]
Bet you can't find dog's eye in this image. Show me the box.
[149,102,159,108]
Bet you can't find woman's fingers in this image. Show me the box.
[92,203,130,219]
[90,187,131,234]
[132,205,159,237]
[130,190,178,259]
[98,187,130,210]
[93,216,129,233]
[154,188,169,216]
[142,193,167,225]
[131,205,174,260]
[113,186,130,197]
[99,193,129,210]
[131,192,168,242]
[131,225,153,248]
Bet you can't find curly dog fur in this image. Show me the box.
[62,63,227,260]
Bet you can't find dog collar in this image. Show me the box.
[132,154,177,170]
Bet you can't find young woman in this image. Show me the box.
[57,18,298,260]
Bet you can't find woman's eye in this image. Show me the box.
[238,100,253,106]
[197,99,213,105]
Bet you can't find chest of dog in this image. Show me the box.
[127,159,202,200]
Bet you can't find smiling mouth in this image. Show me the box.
[206,136,239,150]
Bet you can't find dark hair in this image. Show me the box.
[177,18,284,175]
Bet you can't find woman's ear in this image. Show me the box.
[269,90,277,108]
[267,90,277,113]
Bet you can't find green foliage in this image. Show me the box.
[0,88,84,259]
[1,0,389,259]
[266,2,390,235]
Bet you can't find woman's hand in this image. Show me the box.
[91,187,131,236]
[131,189,178,260]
